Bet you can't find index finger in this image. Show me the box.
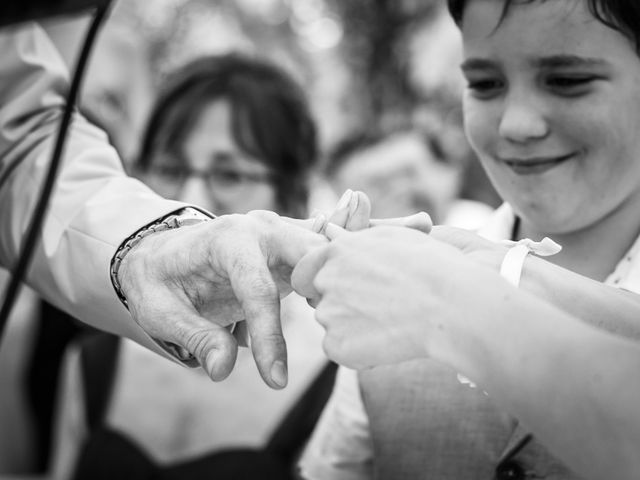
[325,222,349,241]
[227,244,288,390]
[266,216,329,265]
[291,243,332,298]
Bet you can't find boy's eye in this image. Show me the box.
[545,75,596,94]
[465,78,504,99]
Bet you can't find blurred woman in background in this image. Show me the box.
[135,54,316,218]
[54,54,330,480]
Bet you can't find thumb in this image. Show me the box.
[128,293,239,381]
[291,244,331,299]
[167,312,239,381]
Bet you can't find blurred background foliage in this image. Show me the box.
[108,0,463,147]
[42,0,499,206]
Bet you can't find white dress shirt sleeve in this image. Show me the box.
[0,23,186,353]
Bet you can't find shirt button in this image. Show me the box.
[495,460,526,480]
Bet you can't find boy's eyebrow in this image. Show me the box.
[460,58,496,72]
[460,55,610,72]
[532,55,610,68]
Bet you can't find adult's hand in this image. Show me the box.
[118,210,326,388]
[430,225,507,270]
[291,189,432,310]
[292,225,495,369]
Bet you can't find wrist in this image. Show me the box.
[111,207,213,308]
[426,262,522,387]
[499,237,562,287]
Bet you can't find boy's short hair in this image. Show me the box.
[447,0,640,53]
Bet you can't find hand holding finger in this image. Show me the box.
[120,212,328,388]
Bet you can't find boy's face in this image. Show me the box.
[460,0,640,234]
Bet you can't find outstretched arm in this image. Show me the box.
[0,23,328,387]
[293,226,640,480]
[431,226,640,340]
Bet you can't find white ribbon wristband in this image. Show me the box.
[499,237,562,287]
[456,236,562,391]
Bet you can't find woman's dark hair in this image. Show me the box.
[137,54,318,217]
[447,0,640,53]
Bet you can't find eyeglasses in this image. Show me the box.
[149,163,275,192]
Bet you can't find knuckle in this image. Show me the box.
[322,334,347,363]
[229,253,251,275]
[241,270,279,299]
[214,214,250,238]
[314,304,332,328]
[261,331,286,350]
[313,271,329,295]
[324,241,345,260]
[211,214,236,232]
[183,327,214,359]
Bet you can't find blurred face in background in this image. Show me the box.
[143,99,278,214]
[331,132,460,222]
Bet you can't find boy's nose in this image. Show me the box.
[498,95,549,144]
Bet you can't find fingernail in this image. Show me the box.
[205,351,218,378]
[336,189,353,210]
[270,360,288,388]
[348,191,360,218]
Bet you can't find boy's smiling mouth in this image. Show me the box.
[501,153,575,175]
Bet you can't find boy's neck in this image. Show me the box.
[517,198,640,282]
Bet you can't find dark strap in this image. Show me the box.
[265,361,338,464]
[78,332,121,431]
[154,449,294,480]
[27,301,89,471]
[72,428,155,480]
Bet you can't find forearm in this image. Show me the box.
[520,255,640,339]
[431,278,640,480]
[434,225,640,339]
